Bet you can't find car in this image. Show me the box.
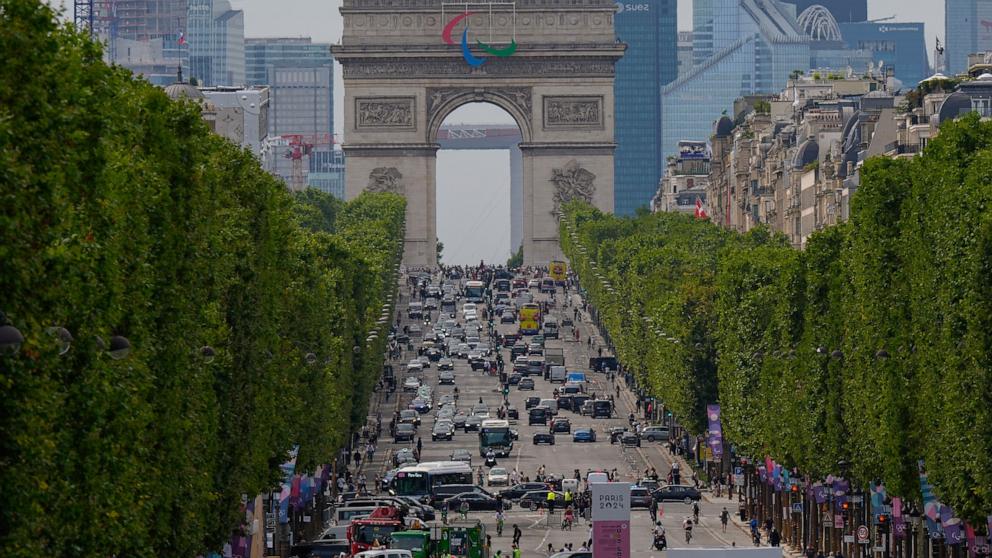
[438,369,455,384]
[562,382,582,394]
[519,489,563,510]
[511,279,526,289]
[424,297,438,310]
[393,448,417,466]
[620,432,641,447]
[456,344,472,358]
[652,484,702,504]
[511,344,529,359]
[549,553,591,558]
[539,398,558,416]
[630,486,653,508]
[472,404,490,416]
[487,467,510,486]
[417,356,431,369]
[580,400,595,416]
[512,356,529,374]
[464,416,483,432]
[551,417,571,433]
[445,492,509,512]
[524,396,542,410]
[560,316,573,327]
[406,361,424,374]
[638,478,660,492]
[532,432,556,445]
[572,428,597,442]
[452,413,468,429]
[462,303,478,314]
[528,279,540,288]
[450,449,473,464]
[425,348,443,361]
[410,398,432,414]
[394,423,416,443]
[607,427,629,444]
[403,377,422,391]
[528,407,549,425]
[465,337,481,348]
[436,407,455,421]
[432,419,455,441]
[469,356,488,371]
[518,378,535,390]
[640,426,670,442]
[526,358,546,377]
[527,344,543,356]
[506,407,519,420]
[499,482,551,500]
[501,312,516,323]
[399,409,420,426]
[508,373,522,385]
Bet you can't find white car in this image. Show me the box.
[403,376,421,391]
[487,467,510,486]
[462,303,478,314]
[407,360,424,373]
[528,279,540,288]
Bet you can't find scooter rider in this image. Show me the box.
[652,522,667,550]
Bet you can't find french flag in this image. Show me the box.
[694,198,708,219]
[177,31,186,45]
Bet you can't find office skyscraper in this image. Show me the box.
[188,0,245,86]
[613,0,678,215]
[664,0,809,162]
[946,0,992,75]
[780,0,867,23]
[839,22,929,87]
[246,38,335,184]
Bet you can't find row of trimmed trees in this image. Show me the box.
[0,2,405,556]
[559,113,992,525]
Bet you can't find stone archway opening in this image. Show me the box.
[436,102,523,266]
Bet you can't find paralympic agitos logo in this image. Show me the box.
[442,11,518,67]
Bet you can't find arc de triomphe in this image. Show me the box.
[333,0,623,266]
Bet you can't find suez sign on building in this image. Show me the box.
[592,482,631,558]
[615,2,650,12]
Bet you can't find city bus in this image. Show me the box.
[479,419,513,457]
[518,303,541,335]
[549,260,567,284]
[390,461,473,499]
[464,280,486,303]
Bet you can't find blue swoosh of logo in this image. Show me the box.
[461,28,487,67]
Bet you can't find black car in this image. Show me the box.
[393,423,416,442]
[518,378,535,390]
[470,357,489,371]
[551,417,571,433]
[630,486,653,508]
[519,490,564,511]
[506,407,519,420]
[464,416,483,432]
[500,482,552,500]
[652,484,702,504]
[533,432,555,445]
[508,373,522,385]
[511,343,528,359]
[524,396,542,410]
[444,492,510,512]
[528,407,549,425]
[620,432,641,447]
[591,400,613,419]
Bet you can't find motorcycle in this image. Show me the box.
[484,452,497,467]
[653,534,667,550]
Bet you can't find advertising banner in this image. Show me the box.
[706,404,723,459]
[592,482,631,558]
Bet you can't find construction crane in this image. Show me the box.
[74,0,95,33]
[283,134,314,191]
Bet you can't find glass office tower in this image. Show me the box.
[613,0,678,215]
[946,0,992,75]
[839,22,929,87]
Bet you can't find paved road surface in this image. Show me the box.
[367,273,762,557]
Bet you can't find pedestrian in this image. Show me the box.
[512,524,522,545]
[416,436,422,455]
[353,450,362,468]
[512,544,521,558]
[770,527,781,547]
[720,507,730,533]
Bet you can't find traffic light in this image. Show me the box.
[878,514,889,533]
[841,502,850,516]
[791,483,799,493]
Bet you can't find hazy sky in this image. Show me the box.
[46,0,944,264]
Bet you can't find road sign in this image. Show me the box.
[592,482,630,558]
[857,525,870,544]
[792,502,804,514]
[844,536,856,543]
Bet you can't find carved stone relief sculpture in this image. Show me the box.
[543,96,603,129]
[367,167,405,194]
[356,97,415,129]
[550,160,596,218]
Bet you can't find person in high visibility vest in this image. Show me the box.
[564,490,573,505]
[547,490,557,515]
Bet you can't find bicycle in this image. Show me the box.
[684,528,693,544]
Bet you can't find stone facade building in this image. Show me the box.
[696,67,992,248]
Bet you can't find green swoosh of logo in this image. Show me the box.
[476,39,518,57]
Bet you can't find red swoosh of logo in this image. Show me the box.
[442,11,473,45]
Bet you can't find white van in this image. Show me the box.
[334,505,379,525]
[549,365,567,383]
[587,472,610,484]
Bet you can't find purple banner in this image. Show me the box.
[893,498,907,540]
[706,405,724,459]
[941,505,964,545]
[832,478,849,506]
[813,483,827,505]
